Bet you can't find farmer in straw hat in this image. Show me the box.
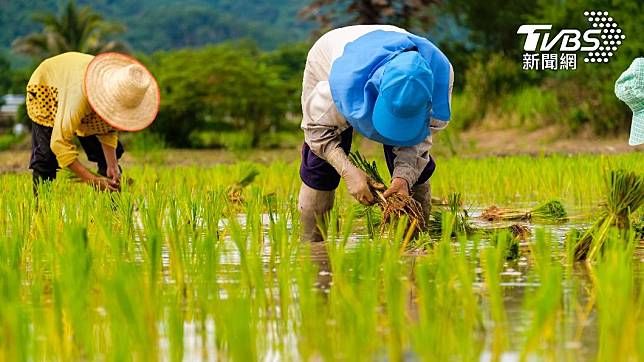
[26,52,160,192]
[615,57,644,146]
[298,25,453,242]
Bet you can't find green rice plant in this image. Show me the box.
[55,227,96,357]
[0,198,31,362]
[293,242,332,360]
[264,194,300,357]
[428,194,529,255]
[575,169,644,261]
[352,203,382,238]
[488,228,522,261]
[412,226,484,360]
[428,193,479,238]
[104,261,159,361]
[213,286,259,361]
[521,229,564,359]
[324,212,382,360]
[383,230,406,362]
[481,232,509,360]
[428,153,642,207]
[139,185,166,295]
[0,153,642,360]
[165,289,185,362]
[594,231,639,360]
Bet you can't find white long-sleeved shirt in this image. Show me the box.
[301,25,454,186]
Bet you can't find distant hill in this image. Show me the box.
[0,0,314,56]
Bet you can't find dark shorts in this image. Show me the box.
[29,122,124,183]
[300,127,435,191]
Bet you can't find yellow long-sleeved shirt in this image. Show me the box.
[26,52,118,167]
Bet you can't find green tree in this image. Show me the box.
[530,0,643,133]
[445,0,535,56]
[300,0,441,32]
[0,53,10,101]
[12,0,127,60]
[148,43,296,147]
[262,42,310,117]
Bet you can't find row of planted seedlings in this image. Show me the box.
[0,155,642,360]
[340,151,642,360]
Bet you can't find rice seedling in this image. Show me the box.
[481,199,567,222]
[521,228,564,359]
[481,232,510,360]
[412,232,484,360]
[227,164,260,204]
[593,232,640,360]
[574,169,644,261]
[427,193,477,237]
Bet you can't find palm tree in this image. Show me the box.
[12,0,128,60]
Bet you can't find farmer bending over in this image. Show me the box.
[27,52,160,192]
[298,25,453,242]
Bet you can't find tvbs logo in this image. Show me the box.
[517,11,625,70]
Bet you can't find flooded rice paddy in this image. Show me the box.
[0,153,642,361]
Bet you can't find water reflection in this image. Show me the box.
[307,241,332,292]
[159,210,639,360]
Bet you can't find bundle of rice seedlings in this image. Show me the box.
[531,200,567,221]
[481,200,567,222]
[635,217,644,240]
[349,151,425,232]
[574,169,644,261]
[228,166,260,204]
[427,192,530,241]
[349,150,386,185]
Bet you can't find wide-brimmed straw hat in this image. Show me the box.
[615,57,644,146]
[84,52,160,132]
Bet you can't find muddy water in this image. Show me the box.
[158,209,641,361]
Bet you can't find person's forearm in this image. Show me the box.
[391,135,433,187]
[67,160,94,181]
[391,149,423,187]
[303,126,342,162]
[68,159,118,191]
[429,118,449,134]
[101,143,118,167]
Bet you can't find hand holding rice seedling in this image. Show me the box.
[63,168,122,192]
[349,151,426,231]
